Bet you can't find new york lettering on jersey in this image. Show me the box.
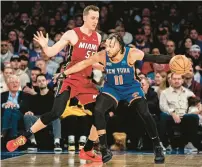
[105,47,139,86]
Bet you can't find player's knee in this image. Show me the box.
[94,105,105,118]
[130,97,151,117]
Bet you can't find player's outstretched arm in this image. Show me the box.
[143,54,172,64]
[63,50,105,76]
[33,30,75,57]
[129,48,174,65]
[129,48,172,64]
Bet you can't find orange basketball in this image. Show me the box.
[169,55,192,74]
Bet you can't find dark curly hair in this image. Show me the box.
[107,33,125,54]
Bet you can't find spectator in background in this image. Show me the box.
[52,33,66,64]
[29,39,42,69]
[178,37,194,56]
[19,55,30,76]
[74,14,83,27]
[8,30,21,54]
[183,72,202,100]
[153,29,168,54]
[1,39,13,65]
[141,77,161,117]
[19,49,29,58]
[54,11,65,29]
[141,16,151,25]
[165,40,176,57]
[189,28,202,50]
[153,71,168,98]
[1,75,29,139]
[31,1,44,17]
[142,8,151,17]
[115,25,133,45]
[24,74,62,151]
[40,51,59,76]
[10,55,30,89]
[35,59,54,89]
[143,24,153,43]
[159,73,199,152]
[166,71,172,86]
[65,18,76,31]
[0,67,14,93]
[23,67,41,95]
[189,44,201,68]
[16,12,36,43]
[48,17,57,39]
[134,28,151,54]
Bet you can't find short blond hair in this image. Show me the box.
[83,5,99,16]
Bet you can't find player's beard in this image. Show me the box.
[111,47,122,59]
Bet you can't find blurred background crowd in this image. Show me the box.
[1,1,202,153]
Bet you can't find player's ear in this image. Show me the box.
[83,15,86,22]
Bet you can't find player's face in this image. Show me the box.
[84,10,99,30]
[105,38,121,58]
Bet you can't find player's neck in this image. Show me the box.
[80,25,93,36]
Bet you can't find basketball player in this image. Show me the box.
[7,5,103,162]
[57,34,186,163]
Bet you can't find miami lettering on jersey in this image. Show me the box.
[78,42,97,59]
[78,42,98,50]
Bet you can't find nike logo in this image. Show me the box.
[93,95,97,99]
[93,39,97,41]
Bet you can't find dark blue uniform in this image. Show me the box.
[101,47,145,103]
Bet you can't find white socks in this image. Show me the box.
[68,135,75,144]
[79,136,87,143]
[30,136,37,144]
[68,135,87,143]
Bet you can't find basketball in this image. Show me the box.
[169,55,192,74]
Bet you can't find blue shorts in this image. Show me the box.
[100,83,145,104]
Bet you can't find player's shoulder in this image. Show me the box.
[129,48,144,56]
[64,29,77,37]
[62,29,78,45]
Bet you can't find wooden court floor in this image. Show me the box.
[1,152,202,167]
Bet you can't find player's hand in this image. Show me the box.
[33,31,49,48]
[171,113,181,124]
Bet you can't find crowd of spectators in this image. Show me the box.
[1,1,202,153]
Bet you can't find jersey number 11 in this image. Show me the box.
[114,75,123,85]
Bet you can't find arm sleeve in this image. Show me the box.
[143,54,172,64]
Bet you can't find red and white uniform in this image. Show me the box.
[60,27,99,105]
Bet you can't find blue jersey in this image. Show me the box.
[101,47,144,103]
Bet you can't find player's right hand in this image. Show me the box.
[33,31,49,48]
